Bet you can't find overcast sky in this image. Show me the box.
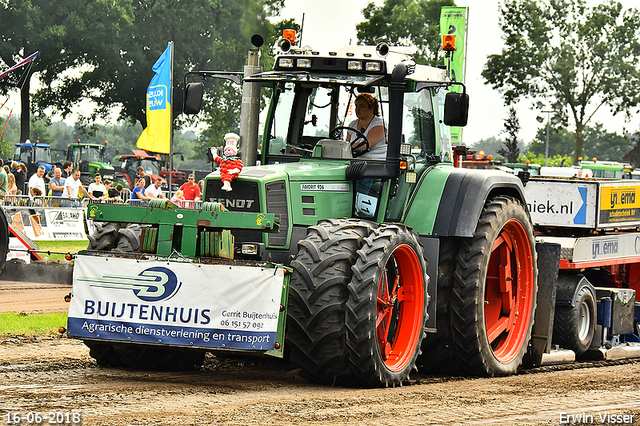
[280,0,640,146]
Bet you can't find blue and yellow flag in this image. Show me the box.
[137,42,172,154]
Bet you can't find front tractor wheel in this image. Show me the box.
[451,196,537,376]
[286,219,375,384]
[347,224,429,387]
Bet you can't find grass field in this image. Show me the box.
[34,240,87,261]
[0,311,68,336]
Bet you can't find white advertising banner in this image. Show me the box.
[68,256,285,351]
[2,206,87,240]
[572,233,640,263]
[523,180,597,228]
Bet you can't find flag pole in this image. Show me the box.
[168,41,174,199]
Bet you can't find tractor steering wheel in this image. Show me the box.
[329,126,370,158]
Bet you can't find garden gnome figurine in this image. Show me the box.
[212,132,243,191]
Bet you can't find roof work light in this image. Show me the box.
[442,34,456,51]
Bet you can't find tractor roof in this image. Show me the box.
[246,45,447,85]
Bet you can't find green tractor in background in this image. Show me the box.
[65,140,116,185]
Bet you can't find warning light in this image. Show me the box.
[283,29,296,44]
[525,160,530,164]
[442,34,456,51]
[58,327,66,334]
[65,253,72,261]
[399,160,408,170]
[487,155,493,160]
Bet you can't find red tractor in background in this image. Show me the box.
[115,149,168,189]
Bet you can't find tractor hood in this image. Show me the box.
[207,160,350,183]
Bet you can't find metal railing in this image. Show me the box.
[2,192,204,210]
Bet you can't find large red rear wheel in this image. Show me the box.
[451,196,537,376]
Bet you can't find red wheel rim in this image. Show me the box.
[376,244,424,372]
[484,219,535,363]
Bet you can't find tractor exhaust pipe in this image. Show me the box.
[239,35,264,167]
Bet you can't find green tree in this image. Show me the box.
[482,0,640,163]
[518,152,572,167]
[528,126,575,159]
[582,123,634,163]
[0,113,19,157]
[1,0,284,148]
[498,107,520,163]
[355,0,455,65]
[191,17,300,160]
[0,0,134,141]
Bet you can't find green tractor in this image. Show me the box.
[65,140,116,185]
[67,40,542,387]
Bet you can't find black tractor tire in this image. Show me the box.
[87,222,122,251]
[450,196,537,377]
[553,285,596,356]
[286,218,375,384]
[417,238,459,375]
[0,208,10,274]
[84,341,124,367]
[113,224,142,253]
[112,344,206,371]
[346,224,429,387]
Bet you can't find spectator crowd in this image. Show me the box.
[1,162,203,208]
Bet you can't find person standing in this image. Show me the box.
[180,174,201,205]
[14,163,27,195]
[0,159,7,197]
[145,177,166,199]
[63,169,95,206]
[5,173,17,205]
[104,180,121,201]
[88,173,106,198]
[61,161,73,179]
[49,167,66,206]
[137,166,152,187]
[28,165,46,202]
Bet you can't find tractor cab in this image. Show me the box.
[187,43,467,226]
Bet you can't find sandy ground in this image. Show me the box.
[1,280,640,426]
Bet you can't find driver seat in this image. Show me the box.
[312,139,353,159]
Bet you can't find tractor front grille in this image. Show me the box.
[205,179,288,248]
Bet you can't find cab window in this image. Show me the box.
[402,90,435,162]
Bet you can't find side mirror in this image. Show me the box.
[184,82,204,115]
[444,91,469,127]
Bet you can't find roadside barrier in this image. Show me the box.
[0,193,204,242]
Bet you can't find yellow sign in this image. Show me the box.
[600,185,640,210]
[599,184,640,224]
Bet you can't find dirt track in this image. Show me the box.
[2,281,640,426]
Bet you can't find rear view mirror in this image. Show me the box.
[184,82,204,115]
[444,91,469,127]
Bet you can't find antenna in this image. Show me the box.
[299,13,305,47]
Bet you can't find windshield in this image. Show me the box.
[77,146,102,162]
[16,147,32,164]
[265,81,389,159]
[140,159,160,176]
[35,146,51,164]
